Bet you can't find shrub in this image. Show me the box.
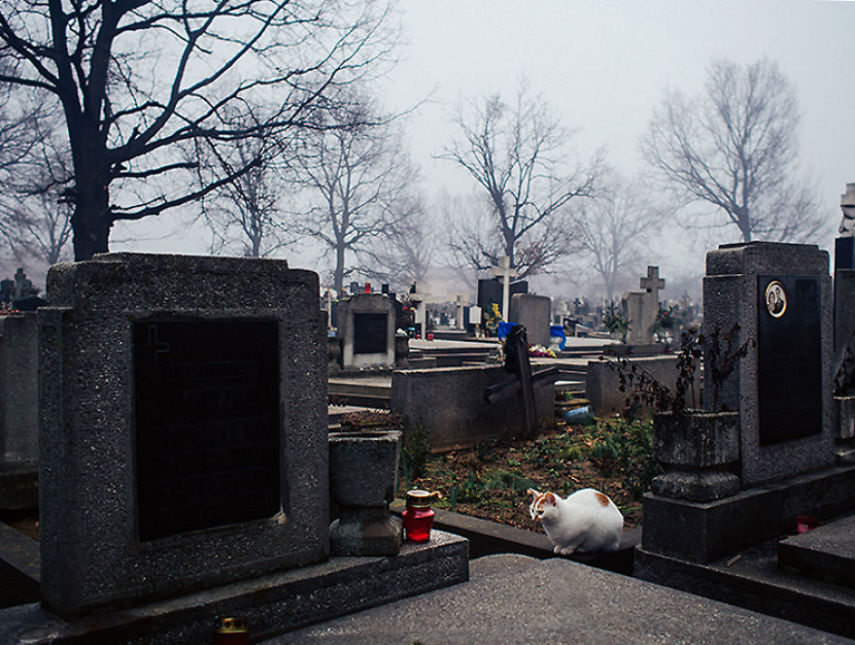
[589,417,660,500]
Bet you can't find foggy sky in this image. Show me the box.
[114,0,855,299]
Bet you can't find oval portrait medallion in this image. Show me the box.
[764,280,787,318]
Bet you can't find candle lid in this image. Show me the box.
[216,617,248,634]
[406,489,436,508]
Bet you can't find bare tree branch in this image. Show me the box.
[574,172,664,301]
[292,92,423,294]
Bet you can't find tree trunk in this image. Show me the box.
[333,243,346,295]
[71,184,112,261]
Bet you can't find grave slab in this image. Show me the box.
[267,555,849,644]
[635,538,855,640]
[778,513,855,589]
[0,531,468,645]
[509,293,551,346]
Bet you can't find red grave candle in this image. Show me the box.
[402,489,437,542]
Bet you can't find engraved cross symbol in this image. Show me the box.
[144,325,170,363]
[640,266,665,296]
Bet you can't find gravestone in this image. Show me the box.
[37,253,328,618]
[638,242,851,569]
[0,313,39,509]
[477,278,527,329]
[833,182,855,462]
[0,314,38,466]
[338,292,395,368]
[834,183,855,361]
[509,293,551,347]
[704,242,833,485]
[622,266,664,344]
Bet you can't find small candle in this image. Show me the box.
[402,489,437,542]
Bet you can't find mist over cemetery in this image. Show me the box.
[1,0,855,643]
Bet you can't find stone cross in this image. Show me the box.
[640,265,665,299]
[491,256,518,321]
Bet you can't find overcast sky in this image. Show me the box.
[116,0,855,299]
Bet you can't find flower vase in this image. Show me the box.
[328,430,403,556]
[651,410,741,502]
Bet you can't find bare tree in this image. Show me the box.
[440,80,601,278]
[0,93,74,271]
[0,0,396,260]
[575,173,662,301]
[294,98,422,294]
[360,195,434,292]
[193,111,295,258]
[642,58,827,243]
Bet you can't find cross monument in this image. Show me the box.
[491,256,518,321]
[640,265,665,299]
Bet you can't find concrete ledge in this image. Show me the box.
[0,530,468,645]
[391,500,640,574]
[778,513,855,589]
[635,543,855,640]
[275,556,849,644]
[0,522,39,608]
[0,463,38,510]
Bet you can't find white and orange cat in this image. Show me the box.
[527,487,623,554]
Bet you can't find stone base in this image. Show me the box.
[0,463,37,510]
[330,507,403,556]
[642,464,855,563]
[0,530,468,645]
[651,469,740,502]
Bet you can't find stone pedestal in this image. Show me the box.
[329,430,403,556]
[651,411,740,502]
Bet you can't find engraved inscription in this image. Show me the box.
[757,276,821,445]
[134,320,280,541]
[353,312,388,355]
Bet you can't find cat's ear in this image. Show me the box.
[543,493,557,506]
[527,488,540,498]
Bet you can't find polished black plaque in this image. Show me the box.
[353,312,388,354]
[757,276,821,445]
[134,320,280,541]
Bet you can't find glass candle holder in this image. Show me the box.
[402,489,437,543]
